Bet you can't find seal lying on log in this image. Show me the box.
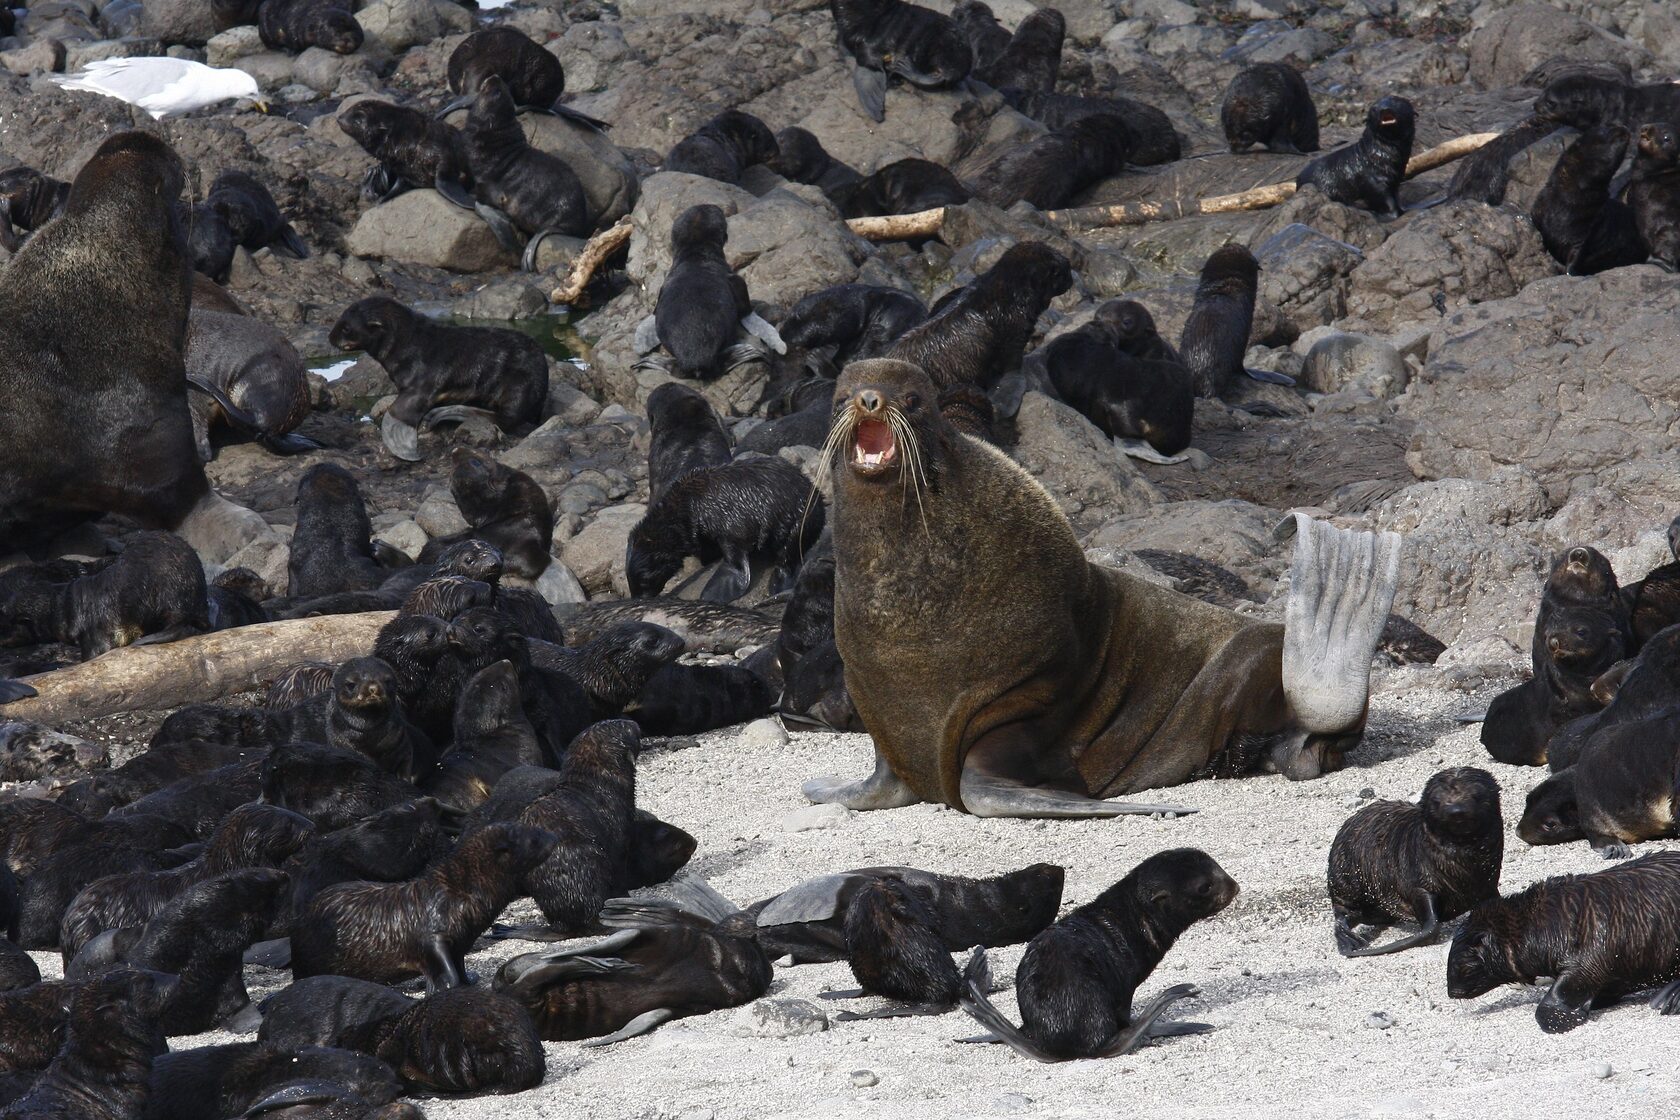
[804,358,1402,818]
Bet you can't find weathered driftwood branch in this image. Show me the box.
[543,131,1502,297]
[2,612,395,726]
[548,216,633,305]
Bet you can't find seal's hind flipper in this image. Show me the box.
[960,765,1197,819]
[741,311,786,354]
[852,64,888,123]
[422,404,500,432]
[1650,980,1680,1014]
[273,224,309,259]
[958,947,1062,1062]
[1243,367,1296,386]
[756,874,850,926]
[1454,710,1488,724]
[224,1000,265,1033]
[380,414,423,462]
[0,679,37,704]
[522,229,562,273]
[819,988,867,1000]
[433,173,475,211]
[580,1007,675,1047]
[700,552,751,604]
[436,93,474,119]
[1145,1019,1213,1039]
[1114,437,1194,465]
[241,1082,353,1118]
[723,341,768,373]
[835,1002,955,1020]
[260,431,324,454]
[552,102,611,133]
[1277,514,1402,734]
[362,163,404,203]
[1091,983,1202,1058]
[421,932,464,991]
[474,202,524,254]
[632,314,662,355]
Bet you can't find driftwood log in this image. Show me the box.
[1,612,395,725]
[547,131,1502,303]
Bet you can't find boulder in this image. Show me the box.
[1083,499,1288,598]
[354,0,439,53]
[561,503,646,597]
[0,40,65,76]
[206,26,265,68]
[1468,3,1648,89]
[1253,224,1364,330]
[1011,392,1160,532]
[345,190,516,272]
[1296,330,1408,399]
[141,0,217,45]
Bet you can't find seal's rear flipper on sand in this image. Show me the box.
[803,750,923,810]
[960,765,1197,819]
[1276,513,1402,735]
[581,1007,675,1046]
[1114,437,1195,465]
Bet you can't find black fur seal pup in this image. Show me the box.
[421,660,545,812]
[1623,520,1680,646]
[258,0,362,54]
[338,100,474,208]
[416,448,553,580]
[665,111,780,185]
[641,204,784,381]
[290,821,557,988]
[1449,850,1680,1032]
[960,849,1237,1061]
[972,114,1132,210]
[497,889,771,1044]
[0,969,176,1120]
[274,797,446,934]
[827,878,961,1017]
[1037,300,1193,461]
[1105,299,1178,363]
[1534,73,1680,133]
[0,167,68,252]
[0,132,208,553]
[1629,121,1680,271]
[1327,767,1502,956]
[777,284,927,368]
[281,657,435,780]
[1002,88,1182,166]
[0,939,37,993]
[145,1043,400,1120]
[287,464,389,598]
[329,295,548,461]
[1295,96,1414,217]
[185,308,316,458]
[68,868,290,1035]
[829,0,972,122]
[885,242,1072,391]
[1520,710,1680,856]
[0,981,73,1073]
[766,127,862,200]
[529,622,686,713]
[626,454,826,603]
[776,531,860,731]
[972,7,1062,94]
[1179,244,1286,398]
[444,26,607,131]
[625,662,776,736]
[1531,124,1646,275]
[1221,63,1319,154]
[196,171,309,268]
[832,158,970,219]
[463,75,590,271]
[557,597,782,653]
[259,743,417,833]
[950,0,1007,72]
[1544,625,1680,773]
[646,383,732,505]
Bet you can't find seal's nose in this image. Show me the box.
[858,389,884,414]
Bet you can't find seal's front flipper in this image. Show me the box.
[1277,514,1402,734]
[475,202,524,254]
[433,173,476,211]
[741,311,786,354]
[1114,437,1194,465]
[224,1000,265,1034]
[362,163,401,203]
[1343,893,1438,957]
[380,413,423,462]
[723,341,768,374]
[1145,1019,1213,1039]
[421,932,464,991]
[553,103,611,133]
[581,1007,675,1047]
[803,750,922,810]
[522,229,562,273]
[274,224,309,259]
[243,937,291,969]
[0,679,38,704]
[436,93,474,119]
[852,64,888,123]
[1244,367,1296,386]
[241,1082,353,1118]
[818,988,866,1000]
[960,756,1196,820]
[700,552,751,604]
[632,314,662,355]
[422,404,500,432]
[260,431,324,455]
[1650,979,1680,1014]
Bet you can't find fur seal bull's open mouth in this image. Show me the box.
[850,416,899,477]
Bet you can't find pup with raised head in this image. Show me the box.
[1003,88,1182,165]
[0,981,73,1074]
[1180,244,1283,399]
[830,0,972,122]
[196,170,309,264]
[645,383,732,505]
[530,621,685,713]
[885,242,1072,391]
[423,661,545,812]
[445,26,607,130]
[972,114,1133,210]
[463,75,591,270]
[1629,121,1680,270]
[338,100,473,207]
[1295,95,1414,217]
[641,204,783,381]
[418,448,553,580]
[281,657,435,781]
[961,849,1237,1060]
[1327,767,1502,956]
[627,454,825,603]
[951,0,1008,73]
[287,464,389,598]
[329,295,548,461]
[972,6,1062,93]
[665,111,779,185]
[1221,63,1318,153]
[289,821,557,988]
[1448,850,1680,1032]
[258,0,362,54]
[1531,124,1647,275]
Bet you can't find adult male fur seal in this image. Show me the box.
[804,359,1402,817]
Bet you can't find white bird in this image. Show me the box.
[50,58,263,120]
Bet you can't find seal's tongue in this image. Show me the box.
[853,417,897,468]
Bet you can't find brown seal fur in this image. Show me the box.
[822,359,1318,813]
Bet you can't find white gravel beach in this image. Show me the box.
[29,668,1678,1120]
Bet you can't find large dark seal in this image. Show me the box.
[1534,73,1680,133]
[1002,89,1182,166]
[1531,124,1647,275]
[0,132,208,552]
[1629,121,1680,271]
[1448,851,1680,1033]
[0,167,68,251]
[645,382,732,505]
[1296,95,1414,217]
[1221,63,1319,153]
[833,158,971,219]
[972,7,1063,94]
[960,849,1237,1060]
[339,99,474,206]
[804,359,1402,817]
[185,308,316,458]
[1179,244,1268,399]
[665,111,779,185]
[1036,300,1193,461]
[1327,767,1502,956]
[445,26,607,130]
[829,0,973,123]
[258,0,362,54]
[884,242,1071,391]
[462,75,591,269]
[328,295,549,461]
[971,114,1132,210]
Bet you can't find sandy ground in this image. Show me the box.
[30,668,1680,1120]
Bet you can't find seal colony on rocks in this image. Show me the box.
[804,358,1402,818]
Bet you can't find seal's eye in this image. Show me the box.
[903,392,921,410]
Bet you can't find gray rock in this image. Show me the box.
[206,25,264,67]
[1254,189,1389,254]
[231,50,296,90]
[354,0,437,53]
[531,559,587,607]
[783,803,850,831]
[141,0,217,45]
[414,488,468,538]
[1223,21,1337,65]
[547,379,600,426]
[346,190,516,272]
[733,998,830,1038]
[1086,499,1288,599]
[523,113,640,227]
[1254,224,1364,330]
[849,1070,878,1088]
[1468,3,1648,89]
[557,482,607,516]
[738,717,789,750]
[1012,392,1160,532]
[372,519,428,561]
[1,39,65,76]
[561,503,645,596]
[1297,331,1407,398]
[458,278,546,320]
[65,37,163,70]
[290,46,379,96]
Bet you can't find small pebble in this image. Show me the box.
[1366,1011,1396,1030]
[850,1070,878,1088]
[1593,1062,1613,1080]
